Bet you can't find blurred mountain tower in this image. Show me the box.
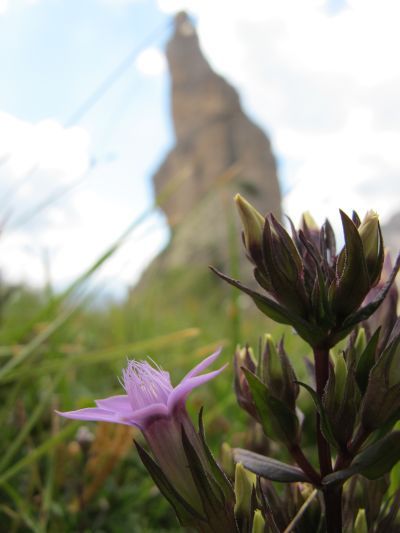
[152,11,282,271]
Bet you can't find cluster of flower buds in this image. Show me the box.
[212,195,400,349]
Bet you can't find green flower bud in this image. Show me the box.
[263,334,281,387]
[221,442,235,478]
[235,194,265,265]
[358,210,384,286]
[251,509,265,533]
[333,353,347,405]
[301,211,319,231]
[354,328,367,364]
[234,463,256,517]
[354,509,368,533]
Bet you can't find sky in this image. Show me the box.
[1,0,400,298]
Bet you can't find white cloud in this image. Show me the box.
[0,111,169,294]
[158,0,400,230]
[0,0,8,14]
[0,113,88,286]
[135,47,166,77]
[0,0,41,14]
[0,113,90,179]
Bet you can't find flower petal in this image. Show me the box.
[168,364,228,412]
[181,348,222,382]
[55,407,134,426]
[123,403,170,430]
[95,395,132,414]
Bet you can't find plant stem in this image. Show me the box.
[313,347,333,476]
[334,425,370,471]
[313,347,342,533]
[324,486,343,533]
[289,444,321,486]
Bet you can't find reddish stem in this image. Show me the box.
[313,347,333,477]
[313,346,342,533]
[289,444,321,486]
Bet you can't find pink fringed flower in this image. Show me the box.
[57,350,227,516]
[57,349,224,429]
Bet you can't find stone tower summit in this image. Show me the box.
[152,12,282,268]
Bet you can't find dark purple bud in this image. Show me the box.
[329,210,371,318]
[234,346,259,421]
[262,335,298,411]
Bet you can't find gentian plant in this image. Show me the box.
[59,195,400,532]
[212,195,400,532]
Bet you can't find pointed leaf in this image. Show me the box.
[181,427,238,531]
[234,448,309,483]
[198,408,234,502]
[342,253,400,329]
[244,369,299,444]
[296,381,339,449]
[210,266,320,345]
[181,426,223,510]
[256,477,281,533]
[356,327,381,394]
[210,267,293,325]
[322,431,400,486]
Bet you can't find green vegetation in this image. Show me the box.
[0,202,297,531]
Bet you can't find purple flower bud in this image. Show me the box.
[234,346,259,420]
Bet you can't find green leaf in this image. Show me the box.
[296,381,339,449]
[355,327,380,394]
[342,253,400,330]
[322,431,400,486]
[197,408,234,502]
[135,440,204,527]
[244,369,299,444]
[210,267,294,325]
[233,448,308,483]
[181,427,239,531]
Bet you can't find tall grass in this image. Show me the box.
[0,163,323,531]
